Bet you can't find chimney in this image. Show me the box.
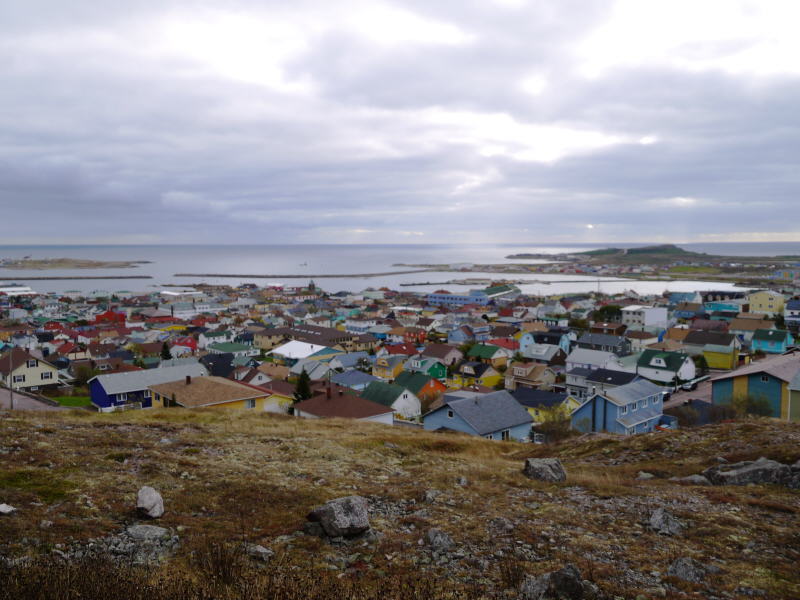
[186,375,191,385]
[338,387,343,396]
[326,386,331,399]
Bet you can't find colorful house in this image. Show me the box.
[403,355,448,381]
[449,361,502,388]
[751,329,794,354]
[89,363,208,411]
[372,355,406,380]
[150,376,271,410]
[747,290,785,317]
[360,381,421,419]
[510,388,581,423]
[711,353,800,421]
[466,344,510,369]
[423,390,532,441]
[394,370,447,402]
[570,379,674,435]
[0,347,59,392]
[702,344,738,370]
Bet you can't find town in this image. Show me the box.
[2,278,798,439]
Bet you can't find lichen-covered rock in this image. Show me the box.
[670,474,711,485]
[245,543,274,562]
[136,486,164,519]
[702,457,800,488]
[127,524,169,541]
[667,557,711,583]
[307,495,370,539]
[522,458,567,482]
[425,528,454,551]
[519,564,599,599]
[648,508,683,536]
[0,504,17,516]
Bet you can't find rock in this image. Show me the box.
[702,457,798,488]
[636,471,655,480]
[649,508,683,536]
[39,520,53,529]
[670,474,711,485]
[0,504,17,516]
[456,476,468,487]
[126,524,169,541]
[425,528,454,551]
[136,486,164,519]
[307,496,370,539]
[383,442,398,449]
[519,564,598,599]
[423,489,441,503]
[245,543,274,562]
[522,458,567,482]
[667,557,711,583]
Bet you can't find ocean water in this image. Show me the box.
[1,242,794,296]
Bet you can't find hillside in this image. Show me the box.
[1,410,799,599]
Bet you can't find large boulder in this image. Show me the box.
[519,564,599,599]
[670,474,711,486]
[307,495,370,539]
[702,457,795,487]
[425,528,454,551]
[523,458,567,482]
[126,524,170,541]
[667,557,717,583]
[0,504,17,516]
[136,486,164,519]
[648,508,683,536]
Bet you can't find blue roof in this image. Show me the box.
[330,369,378,388]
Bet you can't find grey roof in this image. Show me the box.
[330,351,369,369]
[330,369,378,389]
[585,368,639,387]
[443,390,532,435]
[91,364,208,395]
[604,379,664,406]
[713,352,800,384]
[159,357,201,368]
[522,343,561,360]
[617,405,663,427]
[566,348,618,367]
[566,367,595,378]
[577,332,627,347]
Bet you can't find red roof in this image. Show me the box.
[488,337,518,350]
[295,389,392,419]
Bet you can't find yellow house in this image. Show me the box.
[0,347,59,391]
[747,290,785,317]
[523,395,582,423]
[449,362,502,388]
[150,376,272,410]
[702,344,737,370]
[373,355,406,380]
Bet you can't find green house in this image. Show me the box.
[404,355,447,381]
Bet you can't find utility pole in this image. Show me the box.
[6,347,12,411]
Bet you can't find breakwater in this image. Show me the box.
[0,276,152,281]
[173,269,433,279]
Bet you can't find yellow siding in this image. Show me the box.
[732,376,748,400]
[704,350,735,370]
[781,384,789,421]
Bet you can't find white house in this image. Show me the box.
[621,305,668,331]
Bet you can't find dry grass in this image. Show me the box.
[1,410,799,598]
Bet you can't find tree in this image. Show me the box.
[693,354,709,376]
[293,369,312,403]
[160,342,173,361]
[592,305,622,322]
[74,365,98,387]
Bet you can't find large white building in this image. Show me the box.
[621,305,668,331]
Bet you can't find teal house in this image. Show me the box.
[751,329,794,354]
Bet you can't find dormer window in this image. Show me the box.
[631,402,637,412]
[447,409,454,418]
[26,359,37,368]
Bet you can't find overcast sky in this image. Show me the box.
[2,0,799,245]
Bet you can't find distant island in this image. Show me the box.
[0,257,149,270]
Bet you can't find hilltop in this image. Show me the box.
[1,410,799,599]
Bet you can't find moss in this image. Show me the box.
[0,469,74,502]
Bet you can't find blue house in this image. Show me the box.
[89,364,208,412]
[423,390,533,441]
[570,379,676,435]
[751,329,794,354]
[785,299,800,328]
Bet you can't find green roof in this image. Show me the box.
[361,381,406,407]
[467,344,501,359]
[753,328,790,342]
[204,331,230,338]
[209,342,250,353]
[394,371,432,395]
[483,284,517,296]
[637,349,689,372]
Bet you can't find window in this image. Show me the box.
[41,372,53,381]
[631,402,637,412]
[620,404,628,415]
[501,429,511,441]
[642,398,648,408]
[447,409,454,418]
[245,398,256,409]
[761,375,769,383]
[143,390,152,398]
[12,375,25,383]
[118,393,127,402]
[27,359,37,368]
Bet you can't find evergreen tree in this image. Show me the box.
[160,342,173,360]
[293,369,312,403]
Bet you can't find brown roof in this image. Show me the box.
[294,390,392,419]
[0,348,55,375]
[257,362,290,380]
[258,380,295,397]
[421,343,461,360]
[730,318,774,332]
[646,339,685,352]
[625,330,658,340]
[665,328,690,342]
[150,376,265,408]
